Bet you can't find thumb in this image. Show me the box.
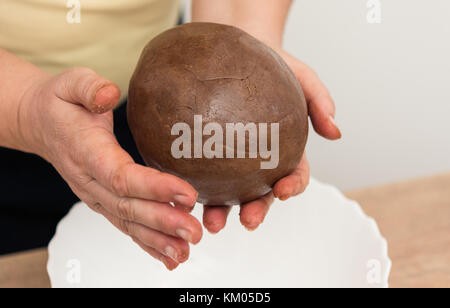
[53,67,121,113]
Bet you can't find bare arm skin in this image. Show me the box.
[0,49,48,153]
[192,0,342,233]
[192,0,292,48]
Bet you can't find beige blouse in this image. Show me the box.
[0,0,180,100]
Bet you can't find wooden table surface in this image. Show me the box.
[346,173,450,288]
[1,173,449,288]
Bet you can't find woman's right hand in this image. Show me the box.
[20,67,203,270]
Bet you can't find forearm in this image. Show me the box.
[0,48,49,153]
[191,0,292,48]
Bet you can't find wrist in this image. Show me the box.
[233,22,284,50]
[191,1,288,50]
[17,71,53,159]
[191,16,284,50]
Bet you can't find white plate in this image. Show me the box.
[47,178,391,288]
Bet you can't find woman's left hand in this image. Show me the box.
[202,49,342,234]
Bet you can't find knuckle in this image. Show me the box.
[90,202,103,214]
[111,165,130,197]
[119,219,132,236]
[158,212,177,231]
[73,173,94,189]
[71,67,97,77]
[59,67,96,84]
[116,197,134,221]
[144,168,162,187]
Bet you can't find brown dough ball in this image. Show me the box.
[128,22,308,205]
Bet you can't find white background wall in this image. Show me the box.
[184,0,450,190]
[284,0,450,189]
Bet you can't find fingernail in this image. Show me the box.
[244,224,259,232]
[242,218,261,231]
[159,256,175,271]
[205,222,222,234]
[164,246,178,262]
[279,194,290,201]
[174,194,195,208]
[176,228,193,243]
[178,205,194,213]
[278,190,292,201]
[329,115,342,139]
[273,191,280,199]
[179,250,188,262]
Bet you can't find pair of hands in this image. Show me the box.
[20,49,340,271]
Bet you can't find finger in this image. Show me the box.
[88,200,189,264]
[85,179,203,244]
[273,154,310,201]
[83,140,198,209]
[282,53,341,140]
[296,65,341,140]
[53,67,121,113]
[132,237,180,271]
[108,160,199,208]
[131,224,190,263]
[174,203,195,213]
[203,206,232,234]
[239,192,274,231]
